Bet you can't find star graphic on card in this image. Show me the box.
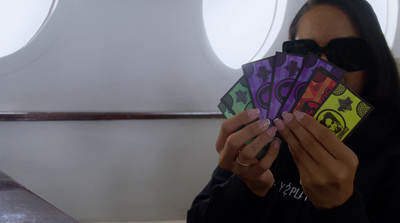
[256,66,271,82]
[235,90,248,104]
[338,97,353,112]
[285,61,300,77]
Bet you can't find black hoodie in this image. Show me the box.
[187,109,400,223]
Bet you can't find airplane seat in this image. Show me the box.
[0,170,79,222]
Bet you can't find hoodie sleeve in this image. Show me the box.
[307,189,369,223]
[309,145,400,223]
[187,166,279,223]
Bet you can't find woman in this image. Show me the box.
[187,0,400,222]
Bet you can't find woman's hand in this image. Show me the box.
[216,109,281,197]
[274,111,359,209]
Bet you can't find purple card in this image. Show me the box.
[268,52,306,121]
[242,56,275,119]
[277,53,346,117]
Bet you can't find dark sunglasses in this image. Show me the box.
[282,38,372,72]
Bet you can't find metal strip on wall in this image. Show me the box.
[0,112,224,121]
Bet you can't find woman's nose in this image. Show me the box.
[319,52,328,61]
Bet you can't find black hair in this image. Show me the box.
[289,0,400,121]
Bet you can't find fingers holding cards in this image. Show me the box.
[216,51,371,200]
[275,111,358,208]
[216,109,260,154]
[215,109,280,197]
[235,125,277,166]
[277,112,338,166]
[218,52,373,159]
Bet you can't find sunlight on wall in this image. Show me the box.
[0,0,58,58]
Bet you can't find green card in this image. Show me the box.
[218,102,234,119]
[220,75,255,116]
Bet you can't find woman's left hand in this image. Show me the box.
[274,111,359,209]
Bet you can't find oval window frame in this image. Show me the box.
[0,0,72,76]
[202,0,287,69]
[0,0,59,58]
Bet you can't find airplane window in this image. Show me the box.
[203,0,399,69]
[0,0,58,58]
[203,0,287,69]
[367,0,398,48]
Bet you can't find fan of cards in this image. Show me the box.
[218,52,373,155]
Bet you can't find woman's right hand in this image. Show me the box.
[216,109,281,197]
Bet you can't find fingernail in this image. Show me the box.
[247,109,260,118]
[294,111,304,120]
[282,112,293,123]
[272,138,282,147]
[266,126,277,137]
[274,118,285,131]
[258,119,270,130]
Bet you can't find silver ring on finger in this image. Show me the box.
[236,156,250,167]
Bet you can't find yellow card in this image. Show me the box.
[313,83,373,141]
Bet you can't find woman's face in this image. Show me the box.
[295,4,365,94]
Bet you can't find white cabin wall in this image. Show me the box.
[0,0,242,112]
[0,0,398,222]
[392,2,400,57]
[0,0,259,221]
[0,119,222,221]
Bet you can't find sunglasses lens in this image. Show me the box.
[328,38,371,72]
[283,38,371,72]
[283,40,318,55]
